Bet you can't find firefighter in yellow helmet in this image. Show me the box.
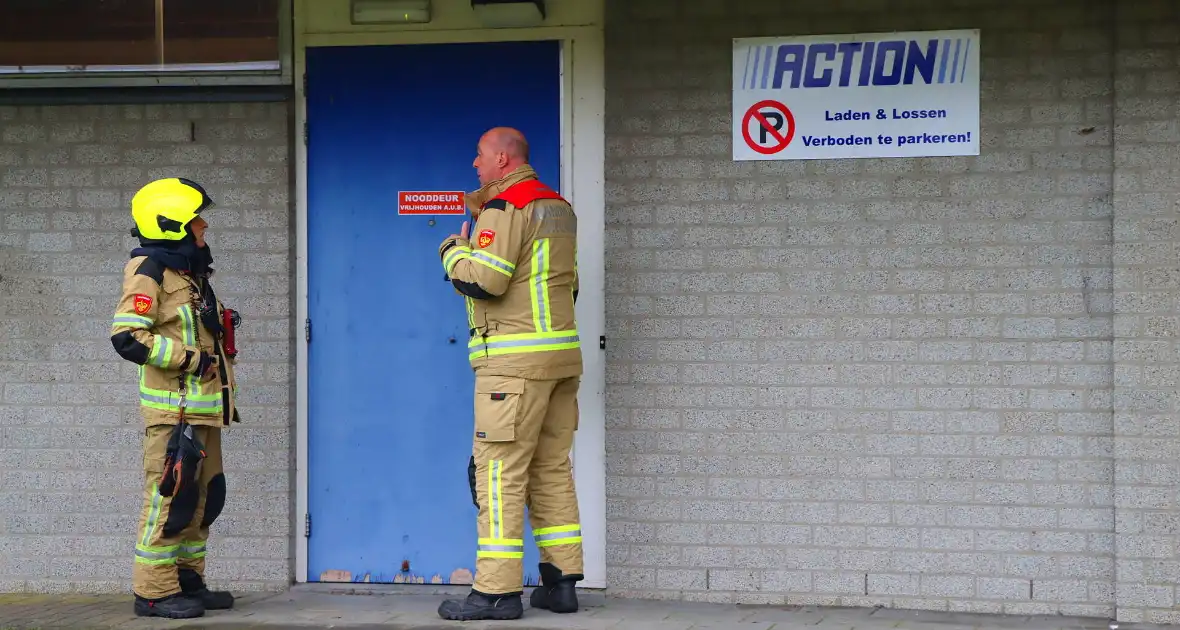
[436,127,584,621]
[109,177,241,619]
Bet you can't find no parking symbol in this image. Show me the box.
[741,100,796,155]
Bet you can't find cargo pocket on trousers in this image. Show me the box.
[143,425,172,475]
[473,376,523,442]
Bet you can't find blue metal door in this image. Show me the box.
[306,41,561,585]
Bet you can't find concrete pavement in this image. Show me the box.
[0,584,1130,630]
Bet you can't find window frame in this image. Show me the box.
[0,0,294,88]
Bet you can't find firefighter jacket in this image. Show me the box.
[439,165,583,381]
[110,256,239,428]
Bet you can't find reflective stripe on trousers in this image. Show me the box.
[135,544,180,565]
[533,524,583,548]
[179,541,207,559]
[136,483,179,566]
[478,459,524,559]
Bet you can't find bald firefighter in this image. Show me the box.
[109,177,240,619]
[436,128,584,621]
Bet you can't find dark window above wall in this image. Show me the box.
[0,0,284,80]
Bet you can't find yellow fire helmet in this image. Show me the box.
[130,177,214,241]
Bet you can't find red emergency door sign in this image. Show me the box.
[398,191,466,215]
[742,100,796,155]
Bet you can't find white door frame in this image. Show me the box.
[292,25,607,589]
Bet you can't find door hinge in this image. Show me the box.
[305,513,311,538]
[302,72,307,95]
[599,335,606,350]
[302,121,308,146]
[305,317,312,343]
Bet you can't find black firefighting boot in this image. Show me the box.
[529,562,582,613]
[133,592,205,619]
[437,589,524,621]
[178,568,235,610]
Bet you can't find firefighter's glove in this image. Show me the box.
[158,422,207,499]
[467,455,479,510]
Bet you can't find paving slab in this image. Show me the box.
[0,585,1146,630]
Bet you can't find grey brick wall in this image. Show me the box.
[603,0,1178,622]
[1111,0,1180,624]
[0,101,294,594]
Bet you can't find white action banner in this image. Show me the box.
[732,29,980,161]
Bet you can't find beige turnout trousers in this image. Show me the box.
[133,424,225,599]
[471,373,584,595]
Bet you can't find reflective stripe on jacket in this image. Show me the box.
[441,165,583,380]
[110,255,238,427]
